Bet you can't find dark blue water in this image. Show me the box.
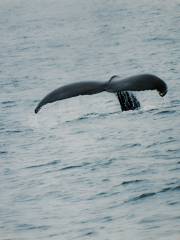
[0,0,180,239]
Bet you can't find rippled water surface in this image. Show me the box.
[0,0,180,239]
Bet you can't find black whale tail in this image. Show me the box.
[34,74,167,113]
[34,81,106,114]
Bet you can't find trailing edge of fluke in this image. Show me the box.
[34,74,167,114]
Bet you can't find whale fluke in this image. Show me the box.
[34,74,167,114]
[106,74,167,95]
[35,81,106,114]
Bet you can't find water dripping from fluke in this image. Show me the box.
[117,91,140,111]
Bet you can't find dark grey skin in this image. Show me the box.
[34,74,167,114]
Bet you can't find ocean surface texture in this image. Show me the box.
[0,0,180,239]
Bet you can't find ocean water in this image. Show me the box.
[0,0,180,239]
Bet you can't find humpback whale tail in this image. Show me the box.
[34,81,106,114]
[34,74,167,114]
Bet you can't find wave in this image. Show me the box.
[65,111,120,123]
[154,110,176,115]
[126,185,180,203]
[26,160,60,169]
[121,179,144,185]
[60,162,90,171]
[0,151,8,155]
